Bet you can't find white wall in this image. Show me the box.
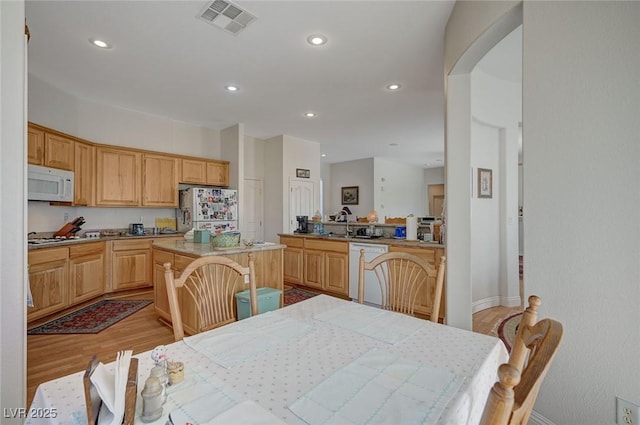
[329,158,374,218]
[522,2,640,424]
[373,158,426,218]
[1,0,28,418]
[244,135,265,179]
[447,1,640,424]
[26,76,223,232]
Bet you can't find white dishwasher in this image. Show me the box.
[349,242,388,306]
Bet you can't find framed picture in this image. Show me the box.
[296,168,310,178]
[478,168,493,198]
[341,186,359,205]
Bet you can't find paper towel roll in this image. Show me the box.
[406,216,418,241]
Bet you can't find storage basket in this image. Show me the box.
[211,232,241,247]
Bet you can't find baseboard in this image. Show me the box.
[499,295,522,308]
[472,296,502,313]
[529,410,557,425]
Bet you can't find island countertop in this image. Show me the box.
[152,239,286,256]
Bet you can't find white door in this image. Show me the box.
[243,178,264,241]
[289,179,315,232]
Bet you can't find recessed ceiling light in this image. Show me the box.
[304,112,317,118]
[225,85,239,92]
[89,38,111,49]
[307,34,327,46]
[386,83,401,91]
[321,154,327,158]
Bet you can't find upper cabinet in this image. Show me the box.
[28,124,75,170]
[181,158,230,187]
[143,153,179,207]
[73,141,95,206]
[27,125,45,165]
[206,160,229,187]
[95,147,141,206]
[44,133,75,170]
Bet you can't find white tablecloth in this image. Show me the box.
[27,295,507,425]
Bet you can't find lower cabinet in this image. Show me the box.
[281,236,349,297]
[28,247,69,321]
[111,239,153,291]
[389,245,446,321]
[69,242,105,304]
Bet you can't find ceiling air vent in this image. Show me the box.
[197,0,257,36]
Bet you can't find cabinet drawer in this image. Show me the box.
[389,246,437,263]
[29,247,69,265]
[305,239,348,253]
[112,239,153,251]
[174,254,195,273]
[69,242,104,257]
[153,249,174,266]
[280,236,304,248]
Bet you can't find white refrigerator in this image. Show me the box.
[176,187,238,234]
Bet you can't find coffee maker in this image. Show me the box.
[295,216,309,233]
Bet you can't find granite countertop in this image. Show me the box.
[278,233,444,249]
[152,239,286,257]
[27,232,184,250]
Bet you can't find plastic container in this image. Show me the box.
[235,287,282,320]
[194,229,210,243]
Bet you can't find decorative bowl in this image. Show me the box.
[211,232,241,247]
[243,239,254,247]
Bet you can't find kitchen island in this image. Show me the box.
[152,240,285,335]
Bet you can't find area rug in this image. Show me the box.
[284,288,319,306]
[494,312,522,352]
[27,299,152,335]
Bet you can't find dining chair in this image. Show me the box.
[358,250,445,322]
[163,253,258,341]
[479,295,563,425]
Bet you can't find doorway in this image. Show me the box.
[428,184,445,217]
[289,179,315,233]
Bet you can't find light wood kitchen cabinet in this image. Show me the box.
[142,153,179,207]
[180,159,207,184]
[281,236,304,284]
[302,239,349,296]
[389,245,446,321]
[27,247,69,321]
[44,133,75,171]
[95,147,141,206]
[68,242,104,304]
[111,239,153,290]
[27,125,45,165]
[206,160,229,187]
[73,141,95,206]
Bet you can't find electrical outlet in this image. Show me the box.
[617,397,639,425]
[244,275,250,284]
[63,212,69,222]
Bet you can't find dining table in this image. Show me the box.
[27,294,508,425]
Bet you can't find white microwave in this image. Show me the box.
[27,164,74,202]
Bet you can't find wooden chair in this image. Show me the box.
[480,295,563,425]
[358,250,445,322]
[164,253,258,341]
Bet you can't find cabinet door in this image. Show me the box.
[181,159,207,184]
[44,133,75,171]
[206,161,229,187]
[69,256,104,304]
[153,249,174,322]
[27,125,45,165]
[142,153,179,207]
[74,141,95,206]
[27,259,68,321]
[283,247,303,284]
[389,246,445,320]
[112,249,152,290]
[324,252,349,295]
[96,147,141,206]
[303,249,323,289]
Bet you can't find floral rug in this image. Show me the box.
[284,288,319,306]
[27,299,152,335]
[492,312,522,352]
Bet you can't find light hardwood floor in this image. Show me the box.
[26,293,520,406]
